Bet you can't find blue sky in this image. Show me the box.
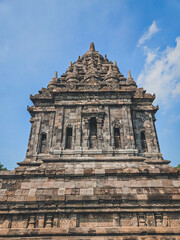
[0,0,180,169]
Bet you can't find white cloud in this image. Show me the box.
[143,46,159,64]
[137,21,160,47]
[137,37,180,105]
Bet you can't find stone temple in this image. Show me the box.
[0,43,179,239]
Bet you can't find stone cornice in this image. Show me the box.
[0,227,179,237]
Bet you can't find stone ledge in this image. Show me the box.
[0,168,179,178]
[52,149,139,156]
[42,156,145,162]
[0,208,180,214]
[0,227,179,237]
[0,200,179,212]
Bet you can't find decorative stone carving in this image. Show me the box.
[138,213,146,227]
[155,212,163,227]
[104,64,119,89]
[37,214,45,228]
[45,214,53,228]
[27,215,36,229]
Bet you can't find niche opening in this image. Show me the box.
[39,133,47,153]
[141,130,147,152]
[65,127,72,149]
[114,127,121,149]
[89,117,97,148]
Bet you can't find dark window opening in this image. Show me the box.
[65,127,72,149]
[39,133,47,153]
[141,130,147,152]
[89,117,97,148]
[114,127,121,149]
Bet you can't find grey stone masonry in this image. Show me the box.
[0,43,179,239]
[26,42,161,163]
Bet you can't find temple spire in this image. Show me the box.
[108,64,113,73]
[48,71,57,88]
[128,70,132,79]
[127,70,137,87]
[54,71,57,79]
[89,42,95,52]
[97,57,101,67]
[73,65,78,73]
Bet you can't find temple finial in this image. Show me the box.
[83,58,86,64]
[114,61,117,67]
[73,65,78,72]
[89,42,95,52]
[70,61,72,67]
[128,70,132,79]
[108,64,113,72]
[54,71,57,78]
[127,70,137,87]
[98,57,101,65]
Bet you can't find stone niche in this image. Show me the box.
[78,213,115,227]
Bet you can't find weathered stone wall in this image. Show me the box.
[132,111,160,155]
[0,162,179,238]
[110,105,135,150]
[0,235,180,240]
[26,103,161,159]
[1,43,179,239]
